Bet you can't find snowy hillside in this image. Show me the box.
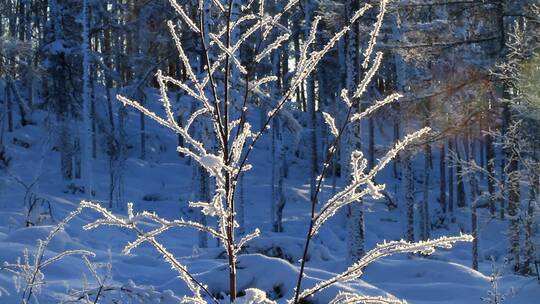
[0,98,537,303]
[1,0,539,303]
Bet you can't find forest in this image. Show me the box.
[0,0,538,303]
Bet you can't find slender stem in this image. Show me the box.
[93,285,103,304]
[230,24,271,172]
[224,1,237,301]
[232,86,294,183]
[231,2,364,184]
[232,69,251,150]
[198,2,226,143]
[293,104,355,303]
[23,209,85,302]
[138,227,218,303]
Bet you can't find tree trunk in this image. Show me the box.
[91,78,97,159]
[486,129,497,217]
[467,128,479,271]
[81,0,94,196]
[140,100,146,160]
[368,117,375,170]
[198,164,209,248]
[59,117,74,180]
[456,135,466,208]
[271,117,277,231]
[472,187,478,270]
[507,134,521,272]
[404,152,415,242]
[347,202,365,263]
[393,112,400,179]
[7,79,29,127]
[448,137,455,218]
[440,143,447,213]
[421,144,431,240]
[5,84,13,133]
[522,163,538,275]
[304,0,318,207]
[421,103,431,240]
[276,156,286,233]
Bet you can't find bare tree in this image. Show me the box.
[79,1,472,303]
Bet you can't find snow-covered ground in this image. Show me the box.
[0,103,538,303]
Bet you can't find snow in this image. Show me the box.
[199,154,225,174]
[0,93,538,303]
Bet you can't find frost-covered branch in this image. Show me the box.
[255,33,291,63]
[351,93,402,122]
[236,2,373,183]
[80,201,216,303]
[312,127,431,237]
[295,235,473,302]
[169,0,200,33]
[322,112,339,137]
[40,250,96,269]
[362,0,389,69]
[236,229,261,254]
[62,280,191,304]
[293,2,418,301]
[249,76,278,91]
[209,33,248,74]
[329,292,407,304]
[62,254,113,304]
[1,207,95,303]
[261,0,300,39]
[353,52,384,99]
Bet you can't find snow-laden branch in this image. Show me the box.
[249,76,278,91]
[186,108,210,132]
[243,4,375,178]
[235,229,261,254]
[81,255,104,287]
[262,0,300,39]
[209,32,248,74]
[362,0,389,69]
[229,122,254,174]
[212,14,259,42]
[202,15,274,88]
[40,250,95,269]
[117,75,233,191]
[353,52,384,99]
[256,33,291,63]
[169,0,200,33]
[295,234,474,301]
[166,21,201,94]
[292,4,372,99]
[116,94,205,161]
[1,206,94,302]
[210,0,225,13]
[159,71,211,111]
[80,201,215,303]
[329,292,407,304]
[311,127,431,236]
[298,16,323,71]
[351,93,402,122]
[322,112,339,137]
